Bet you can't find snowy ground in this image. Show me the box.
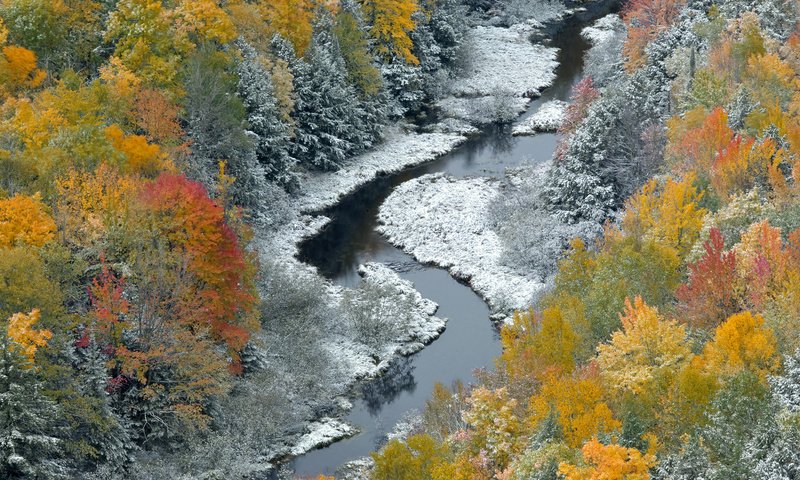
[450,24,559,98]
[377,173,547,320]
[437,23,560,125]
[513,99,567,135]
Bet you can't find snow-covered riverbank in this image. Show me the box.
[377,174,548,320]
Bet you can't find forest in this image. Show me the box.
[0,0,799,478]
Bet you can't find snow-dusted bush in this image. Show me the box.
[491,87,522,124]
[491,174,601,277]
[341,279,414,352]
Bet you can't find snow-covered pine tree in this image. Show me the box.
[0,334,64,479]
[236,40,298,190]
[291,10,366,170]
[183,44,269,212]
[72,335,134,471]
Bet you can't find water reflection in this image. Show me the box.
[360,357,417,416]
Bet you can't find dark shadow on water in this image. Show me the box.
[360,357,417,417]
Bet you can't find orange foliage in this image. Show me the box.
[559,438,655,480]
[133,88,184,144]
[0,45,46,95]
[140,174,258,363]
[666,107,733,175]
[104,124,170,176]
[528,366,620,448]
[0,193,56,248]
[622,0,686,72]
[701,311,780,380]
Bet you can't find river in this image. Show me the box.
[291,9,604,477]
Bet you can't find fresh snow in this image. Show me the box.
[377,173,547,319]
[290,418,358,456]
[581,13,625,45]
[513,100,568,135]
[252,13,567,470]
[451,25,559,98]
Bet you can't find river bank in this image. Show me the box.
[247,3,619,477]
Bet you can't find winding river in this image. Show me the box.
[292,10,608,477]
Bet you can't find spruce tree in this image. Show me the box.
[236,40,298,190]
[291,10,365,171]
[0,335,63,479]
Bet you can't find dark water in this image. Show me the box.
[291,13,597,477]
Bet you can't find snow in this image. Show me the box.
[581,13,625,45]
[450,25,559,98]
[295,127,469,213]
[290,418,358,456]
[513,100,567,135]
[377,173,547,319]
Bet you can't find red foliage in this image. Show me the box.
[676,228,739,329]
[140,174,257,359]
[556,77,600,160]
[622,0,686,71]
[88,259,130,350]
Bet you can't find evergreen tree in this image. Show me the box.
[236,40,298,190]
[183,44,269,211]
[72,335,134,471]
[291,11,366,170]
[0,334,64,479]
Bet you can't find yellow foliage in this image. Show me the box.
[257,0,315,55]
[55,164,139,249]
[0,192,56,248]
[0,45,46,95]
[559,438,655,480]
[104,124,171,176]
[7,309,52,361]
[360,0,420,64]
[528,368,620,448]
[99,56,142,100]
[174,0,237,45]
[500,306,577,382]
[701,311,780,379]
[463,387,522,468]
[622,174,706,258]
[597,297,691,395]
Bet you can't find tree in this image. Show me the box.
[701,311,780,380]
[291,13,365,170]
[558,438,655,480]
[236,40,297,188]
[0,193,56,248]
[0,45,46,95]
[0,333,63,479]
[371,434,449,480]
[621,175,706,259]
[463,387,522,469]
[676,228,740,329]
[104,0,190,89]
[359,0,420,64]
[597,297,690,395]
[7,309,51,362]
[257,0,315,55]
[334,4,382,97]
[622,0,686,72]
[528,368,620,449]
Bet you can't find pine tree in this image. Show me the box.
[236,40,298,189]
[0,334,63,479]
[291,11,365,170]
[72,335,134,470]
